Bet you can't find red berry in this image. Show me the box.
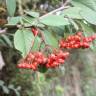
[76,32,82,37]
[32,28,38,36]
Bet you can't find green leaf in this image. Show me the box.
[6,0,16,16]
[24,11,39,18]
[51,26,65,37]
[2,86,9,94]
[23,16,35,24]
[78,21,94,35]
[38,65,48,73]
[1,35,13,47]
[61,7,82,19]
[42,30,58,48]
[23,16,44,27]
[0,38,7,46]
[32,36,41,51]
[72,0,96,11]
[14,29,34,57]
[40,15,70,26]
[0,80,4,86]
[80,9,96,25]
[8,84,14,89]
[39,74,45,81]
[71,1,96,25]
[7,16,21,25]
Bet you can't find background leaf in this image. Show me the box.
[42,30,58,48]
[32,36,41,51]
[14,29,34,57]
[6,0,16,16]
[2,86,9,94]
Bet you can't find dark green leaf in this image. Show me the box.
[1,35,13,47]
[24,11,39,18]
[38,65,48,73]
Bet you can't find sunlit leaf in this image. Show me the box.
[14,29,34,57]
[40,15,70,26]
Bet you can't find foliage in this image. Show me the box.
[0,80,21,96]
[1,0,96,96]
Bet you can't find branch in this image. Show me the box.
[24,5,69,28]
[4,1,70,29]
[39,6,69,19]
[0,28,7,34]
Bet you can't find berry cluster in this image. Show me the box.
[59,32,96,49]
[17,50,69,71]
[46,50,69,68]
[17,52,47,71]
[31,27,38,36]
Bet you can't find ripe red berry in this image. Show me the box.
[31,28,38,36]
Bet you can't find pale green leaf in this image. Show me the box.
[72,0,96,11]
[7,16,21,25]
[71,1,96,25]
[0,80,4,86]
[80,9,96,25]
[14,29,34,57]
[2,86,9,94]
[61,7,82,19]
[40,15,70,26]
[6,0,16,16]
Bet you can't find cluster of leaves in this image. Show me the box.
[0,80,21,96]
[4,0,96,57]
